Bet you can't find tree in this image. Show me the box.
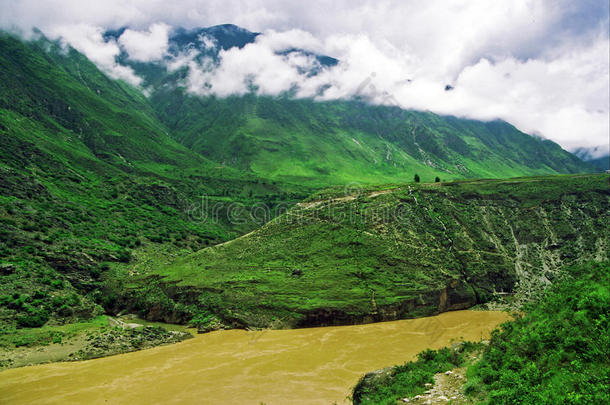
[414,174,420,183]
[435,176,440,183]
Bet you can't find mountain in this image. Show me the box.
[147,174,609,330]
[150,94,592,184]
[104,24,593,185]
[587,155,610,171]
[0,32,308,334]
[574,146,609,171]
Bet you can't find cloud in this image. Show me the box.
[118,23,170,62]
[1,0,608,155]
[47,24,142,86]
[181,30,325,96]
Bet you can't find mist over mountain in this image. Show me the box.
[0,27,596,187]
[575,146,610,171]
[8,8,604,158]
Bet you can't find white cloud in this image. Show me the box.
[118,23,170,62]
[198,34,217,49]
[47,24,142,86]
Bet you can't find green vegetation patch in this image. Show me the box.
[351,261,610,405]
[466,261,610,404]
[352,342,484,404]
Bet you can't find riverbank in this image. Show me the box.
[0,315,193,369]
[0,310,509,405]
[352,262,609,404]
[352,342,486,404]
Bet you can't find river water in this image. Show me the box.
[0,310,509,405]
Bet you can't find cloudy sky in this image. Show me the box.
[2,0,609,157]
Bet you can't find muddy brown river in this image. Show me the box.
[0,310,509,405]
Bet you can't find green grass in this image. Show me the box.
[0,316,108,348]
[149,94,594,187]
[0,31,603,345]
[0,33,311,338]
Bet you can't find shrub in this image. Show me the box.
[16,306,50,328]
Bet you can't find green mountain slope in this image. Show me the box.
[150,91,592,185]
[588,155,609,171]
[104,24,593,185]
[148,174,609,329]
[0,31,602,357]
[0,33,309,338]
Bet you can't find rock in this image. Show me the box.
[445,370,454,375]
[0,263,15,275]
[438,395,449,401]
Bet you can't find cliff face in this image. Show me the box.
[152,175,609,328]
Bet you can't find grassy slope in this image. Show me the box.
[352,343,484,405]
[465,261,609,404]
[352,261,610,405]
[150,174,609,329]
[150,92,593,185]
[120,23,592,184]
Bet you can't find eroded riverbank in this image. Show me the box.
[0,310,510,405]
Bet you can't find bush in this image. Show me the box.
[16,306,50,328]
[57,304,73,317]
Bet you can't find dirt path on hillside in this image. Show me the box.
[297,188,396,209]
[402,366,471,404]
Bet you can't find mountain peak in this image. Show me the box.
[170,24,259,51]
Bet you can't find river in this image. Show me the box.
[0,310,509,405]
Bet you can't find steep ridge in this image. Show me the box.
[151,174,609,329]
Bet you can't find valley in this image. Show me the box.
[0,21,608,405]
